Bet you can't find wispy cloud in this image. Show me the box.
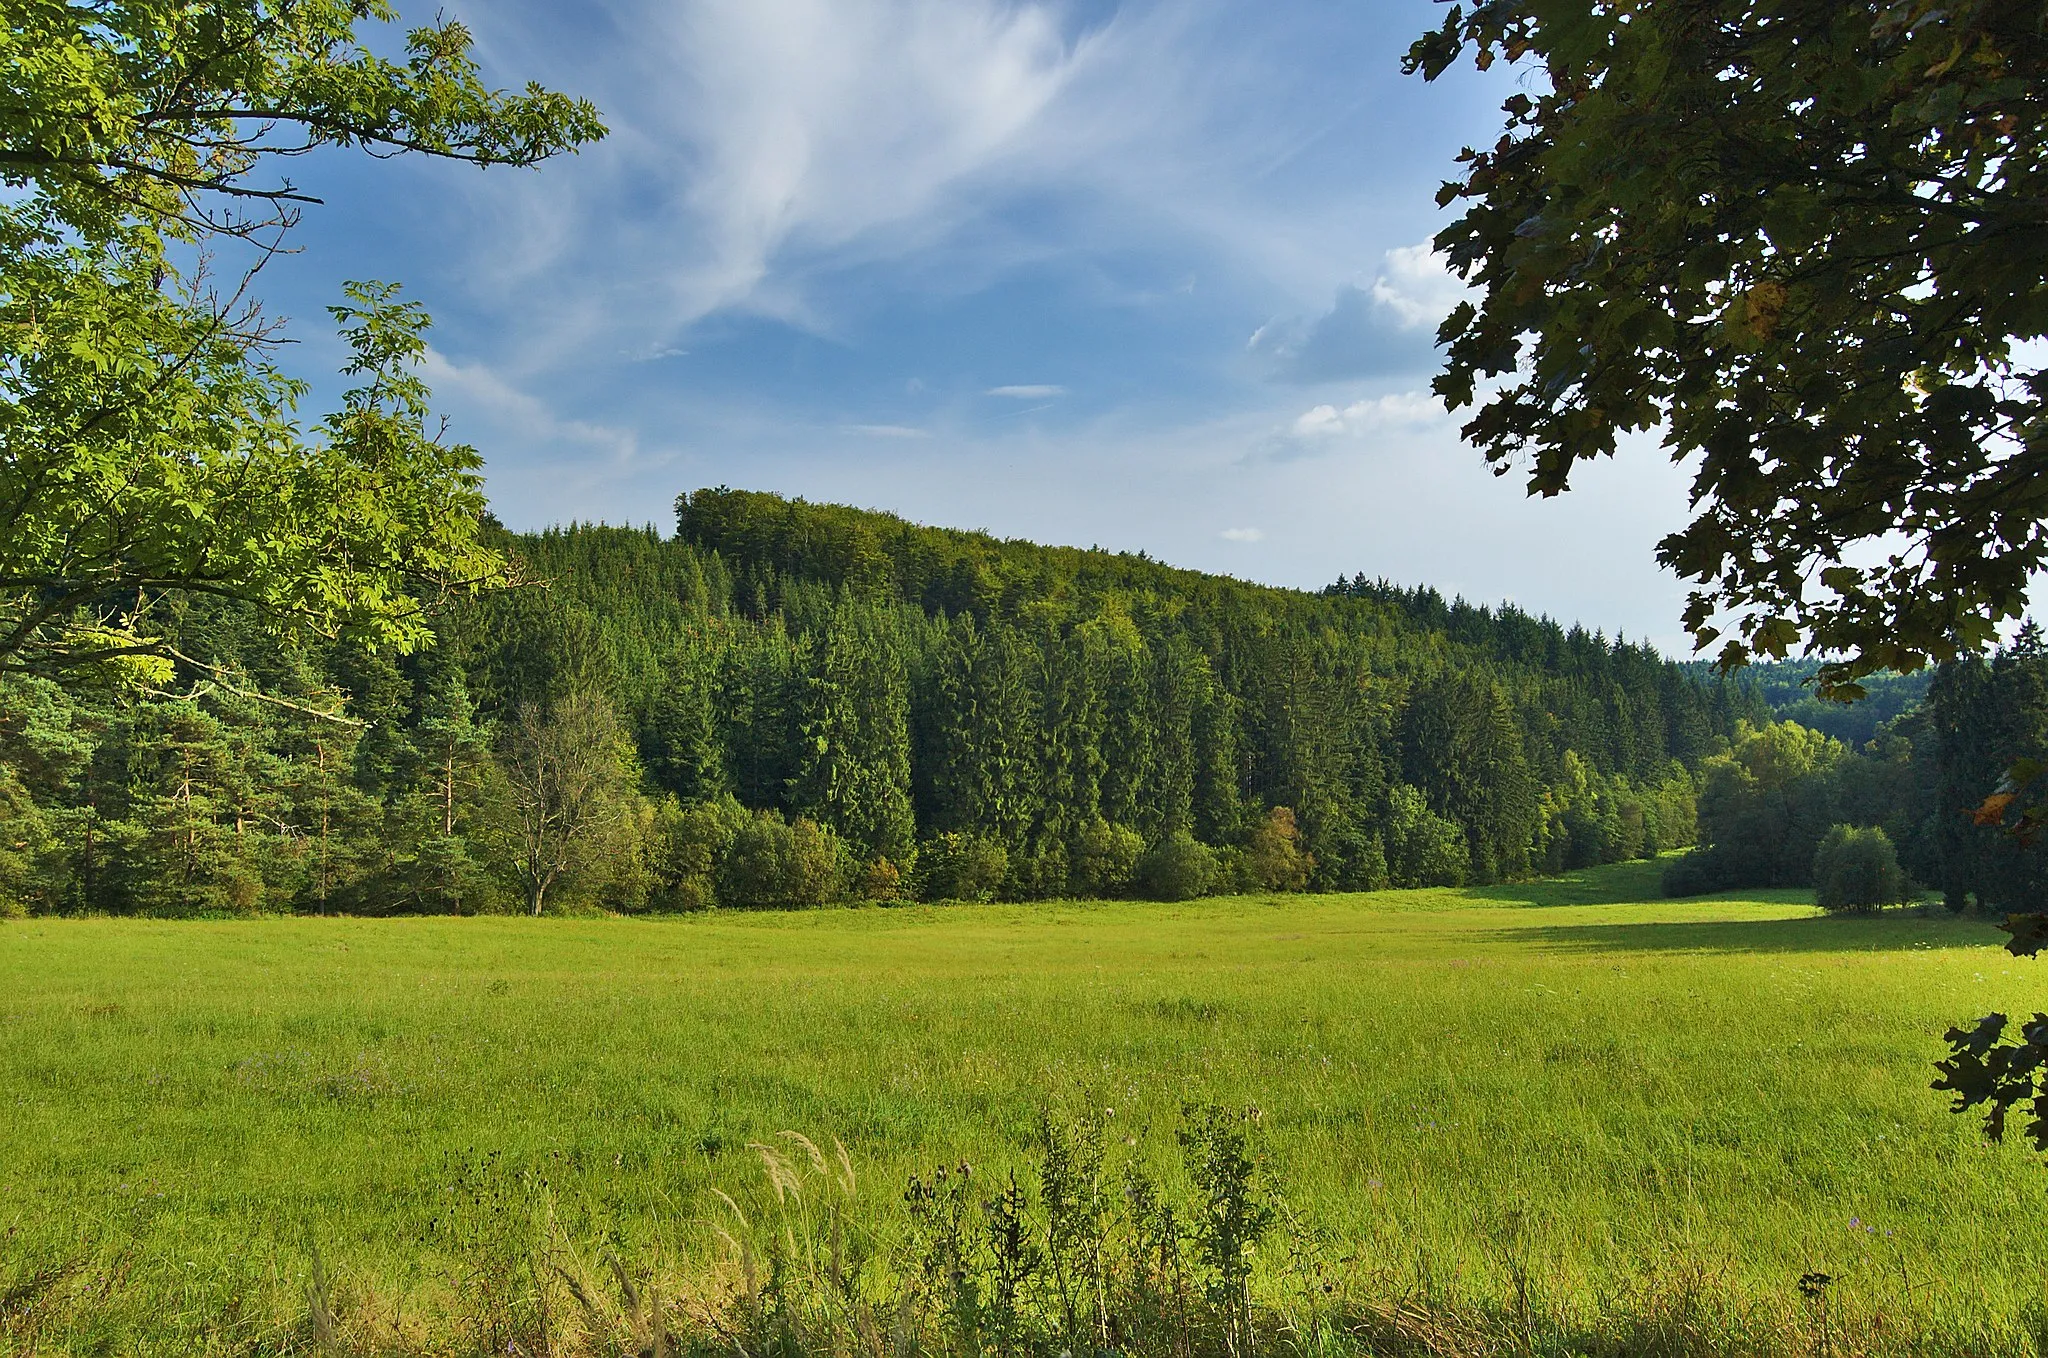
[454,0,1119,365]
[296,3,1721,644]
[423,349,642,464]
[438,0,1440,374]
[1250,242,1471,383]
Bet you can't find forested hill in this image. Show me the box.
[0,488,1771,917]
[1688,659,1933,748]
[447,489,1762,889]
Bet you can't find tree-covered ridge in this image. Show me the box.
[1686,658,1933,749]
[0,490,1772,916]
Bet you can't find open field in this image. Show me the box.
[3,861,2046,1354]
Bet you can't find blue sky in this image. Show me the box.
[255,0,1708,650]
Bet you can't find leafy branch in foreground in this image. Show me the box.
[3,0,605,247]
[1407,0,2048,698]
[0,269,506,680]
[1934,755,2048,1152]
[0,0,603,682]
[1408,0,2048,1168]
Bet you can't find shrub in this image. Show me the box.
[719,809,848,909]
[915,832,1008,903]
[1135,832,1218,901]
[1661,843,1742,898]
[1069,819,1144,897]
[1384,785,1469,888]
[861,856,909,903]
[1010,839,1071,900]
[1243,806,1313,892]
[1813,823,1908,912]
[397,833,507,916]
[647,796,748,910]
[0,771,59,917]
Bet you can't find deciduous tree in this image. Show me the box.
[1407,0,2048,694]
[0,0,602,680]
[495,692,637,916]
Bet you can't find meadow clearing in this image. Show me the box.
[3,861,2044,1356]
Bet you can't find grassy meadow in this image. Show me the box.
[3,861,2046,1354]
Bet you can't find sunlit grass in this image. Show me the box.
[3,862,2043,1352]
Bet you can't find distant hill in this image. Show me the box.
[1679,658,1930,747]
[451,489,1769,887]
[0,487,1778,917]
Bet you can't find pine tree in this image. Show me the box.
[789,603,915,865]
[646,641,730,802]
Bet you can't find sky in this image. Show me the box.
[253,0,1711,652]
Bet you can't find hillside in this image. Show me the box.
[452,490,1762,888]
[1681,657,1932,747]
[0,488,1771,915]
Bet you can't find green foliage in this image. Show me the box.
[1070,818,1145,898]
[1383,784,1469,889]
[1242,806,1313,892]
[0,766,57,916]
[1409,0,2048,694]
[0,0,601,681]
[645,794,746,911]
[0,494,1772,916]
[859,854,911,903]
[1177,1103,1275,1346]
[1813,825,1910,913]
[717,810,848,910]
[1731,660,1932,747]
[915,831,1009,903]
[1664,722,1848,896]
[3,0,604,246]
[492,691,645,915]
[1135,832,1218,902]
[789,606,915,864]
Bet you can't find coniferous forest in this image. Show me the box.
[6,487,2041,921]
[2,489,1767,916]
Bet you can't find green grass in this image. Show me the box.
[4,862,2046,1352]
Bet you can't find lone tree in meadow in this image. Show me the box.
[0,0,603,684]
[1408,0,2048,1145]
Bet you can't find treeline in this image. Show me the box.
[1685,658,1932,748]
[1665,627,2048,909]
[0,490,1769,915]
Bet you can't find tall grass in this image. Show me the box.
[2,863,2044,1353]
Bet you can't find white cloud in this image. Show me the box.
[1290,391,1446,442]
[423,349,643,464]
[435,0,1435,373]
[987,384,1066,398]
[666,0,1084,316]
[844,423,932,438]
[452,0,1125,364]
[1249,242,1472,382]
[1291,404,1346,439]
[420,349,685,522]
[1220,526,1263,542]
[1369,243,1468,330]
